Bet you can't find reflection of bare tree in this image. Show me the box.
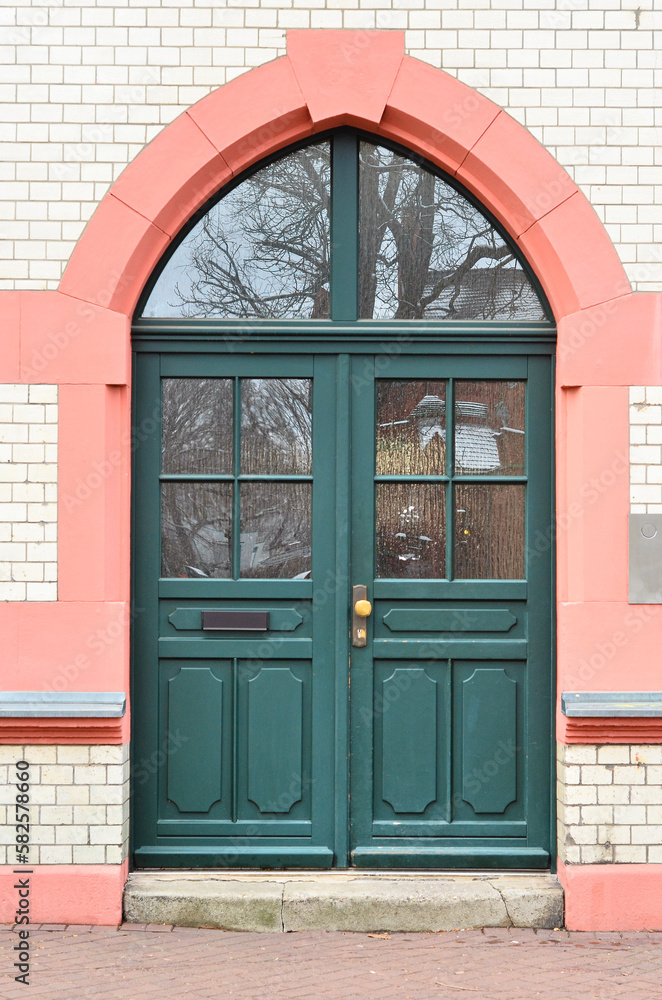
[359,144,544,321]
[144,138,545,322]
[161,482,232,578]
[242,379,312,474]
[162,378,233,474]
[160,378,313,579]
[172,144,331,319]
[241,482,311,579]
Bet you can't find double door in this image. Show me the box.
[132,347,553,868]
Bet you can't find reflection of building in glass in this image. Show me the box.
[421,266,542,321]
[376,380,526,580]
[409,395,502,472]
[359,143,546,322]
[239,483,312,579]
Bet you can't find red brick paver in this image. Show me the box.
[1,924,661,1000]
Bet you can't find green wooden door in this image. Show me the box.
[132,352,344,867]
[348,353,554,868]
[132,345,553,869]
[131,128,554,869]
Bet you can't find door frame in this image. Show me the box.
[130,328,556,869]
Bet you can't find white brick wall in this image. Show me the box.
[1,1,661,293]
[557,743,662,864]
[630,387,662,512]
[0,384,57,600]
[0,744,130,864]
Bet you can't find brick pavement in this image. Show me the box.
[1,924,661,1000]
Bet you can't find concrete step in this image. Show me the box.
[123,871,563,933]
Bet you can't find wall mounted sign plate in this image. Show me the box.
[629,514,662,604]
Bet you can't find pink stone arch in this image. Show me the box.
[59,30,631,333]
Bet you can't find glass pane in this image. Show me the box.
[359,142,546,321]
[454,484,525,579]
[161,482,232,578]
[376,483,446,578]
[376,380,446,476]
[454,381,525,476]
[241,379,312,474]
[142,142,331,319]
[162,378,233,474]
[240,482,311,578]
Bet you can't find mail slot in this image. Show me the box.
[202,611,270,631]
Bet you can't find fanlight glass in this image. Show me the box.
[359,142,545,320]
[140,136,545,322]
[143,143,331,319]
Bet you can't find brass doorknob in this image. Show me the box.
[354,599,372,617]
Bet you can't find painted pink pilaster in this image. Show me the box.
[559,859,662,931]
[58,384,130,604]
[0,863,128,925]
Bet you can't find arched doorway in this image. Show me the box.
[130,129,555,868]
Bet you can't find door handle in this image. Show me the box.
[352,585,372,647]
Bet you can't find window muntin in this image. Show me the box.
[375,378,527,580]
[160,377,313,579]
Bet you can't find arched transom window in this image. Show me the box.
[139,133,547,322]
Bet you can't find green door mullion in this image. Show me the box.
[349,354,376,856]
[446,377,455,581]
[330,132,359,322]
[232,656,238,823]
[232,377,241,578]
[309,354,343,858]
[333,353,351,864]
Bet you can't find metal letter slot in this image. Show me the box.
[202,611,270,631]
[352,585,372,647]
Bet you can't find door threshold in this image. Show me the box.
[124,870,563,932]
[133,867,553,878]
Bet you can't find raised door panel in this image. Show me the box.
[461,666,518,815]
[371,660,451,835]
[381,667,438,814]
[162,660,232,822]
[235,660,313,824]
[247,666,304,815]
